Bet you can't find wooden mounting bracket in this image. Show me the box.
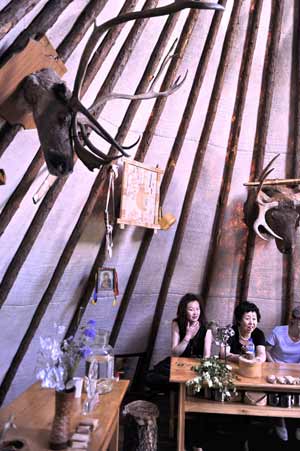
[0,36,66,129]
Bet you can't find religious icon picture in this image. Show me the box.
[98,268,115,291]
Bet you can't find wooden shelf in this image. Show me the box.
[185,396,300,418]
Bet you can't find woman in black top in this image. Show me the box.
[221,301,266,363]
[172,293,212,358]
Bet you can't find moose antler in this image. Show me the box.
[253,154,283,241]
[67,0,224,170]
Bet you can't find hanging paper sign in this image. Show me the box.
[117,159,163,230]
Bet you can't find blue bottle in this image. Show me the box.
[246,338,255,356]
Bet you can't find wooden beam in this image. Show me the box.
[0,0,159,406]
[0,0,74,156]
[283,0,300,323]
[0,0,43,40]
[244,178,300,187]
[0,0,133,237]
[201,0,264,302]
[81,0,138,96]
[66,11,182,339]
[0,168,6,185]
[236,0,284,304]
[110,0,227,347]
[137,0,242,382]
[0,0,109,155]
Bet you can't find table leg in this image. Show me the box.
[177,383,185,451]
[108,408,119,451]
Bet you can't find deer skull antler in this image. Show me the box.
[253,154,283,241]
[68,0,224,170]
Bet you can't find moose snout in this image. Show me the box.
[44,148,74,176]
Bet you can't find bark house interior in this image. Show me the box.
[0,0,299,406]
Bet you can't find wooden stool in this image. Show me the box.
[123,400,159,451]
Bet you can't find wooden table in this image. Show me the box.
[170,357,300,451]
[0,380,129,451]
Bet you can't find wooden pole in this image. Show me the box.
[283,0,300,323]
[201,0,263,302]
[0,0,74,156]
[0,0,43,40]
[0,0,160,406]
[136,0,242,382]
[66,12,182,338]
[0,0,147,307]
[110,0,227,347]
[244,178,300,187]
[81,0,139,96]
[0,0,134,237]
[236,0,284,304]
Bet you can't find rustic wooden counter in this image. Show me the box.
[0,379,129,451]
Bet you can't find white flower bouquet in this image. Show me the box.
[186,356,236,399]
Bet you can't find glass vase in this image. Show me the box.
[85,329,114,394]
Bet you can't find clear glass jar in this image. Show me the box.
[85,329,114,394]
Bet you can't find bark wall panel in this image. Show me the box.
[0,0,297,403]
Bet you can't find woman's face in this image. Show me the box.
[240,311,257,334]
[186,301,200,324]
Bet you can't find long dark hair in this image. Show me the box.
[174,293,206,339]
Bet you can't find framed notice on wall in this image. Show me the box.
[117,159,163,230]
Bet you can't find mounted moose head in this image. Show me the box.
[244,155,300,254]
[11,1,223,177]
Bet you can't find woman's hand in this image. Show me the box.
[185,321,200,341]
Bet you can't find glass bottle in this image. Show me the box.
[245,338,255,360]
[85,329,114,394]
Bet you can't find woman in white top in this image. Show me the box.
[266,306,300,442]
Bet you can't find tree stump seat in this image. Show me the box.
[123,400,159,451]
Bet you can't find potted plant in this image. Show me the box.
[186,356,236,401]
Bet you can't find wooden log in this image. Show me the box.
[0,123,21,158]
[0,149,44,237]
[0,0,73,67]
[283,0,300,323]
[0,0,153,301]
[200,0,264,302]
[0,0,43,40]
[81,0,139,97]
[66,9,180,341]
[123,401,159,451]
[89,0,159,117]
[0,0,109,152]
[0,0,133,237]
[0,168,6,185]
[110,0,226,347]
[236,0,284,304]
[244,178,300,187]
[0,0,73,156]
[0,0,109,155]
[137,0,242,383]
[0,0,160,406]
[68,6,202,345]
[55,0,109,63]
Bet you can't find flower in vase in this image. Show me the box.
[36,320,97,391]
[186,356,236,399]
